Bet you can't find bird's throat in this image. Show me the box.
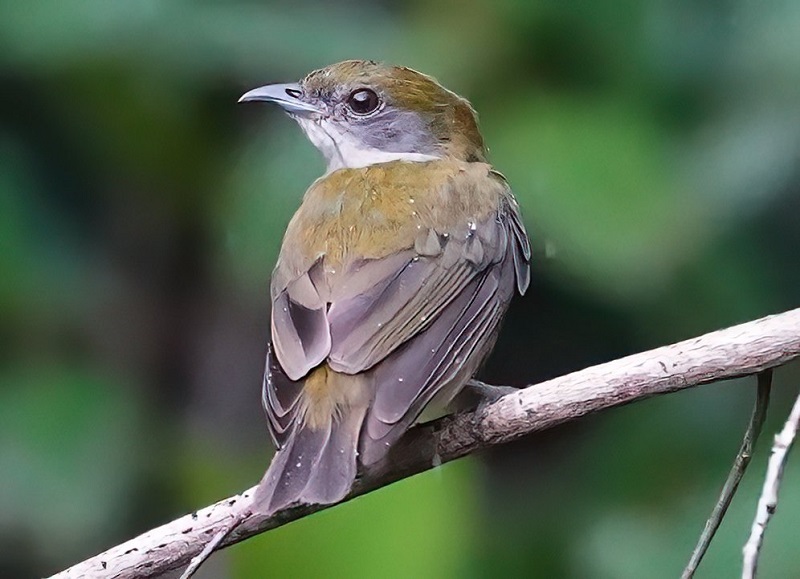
[295,117,440,173]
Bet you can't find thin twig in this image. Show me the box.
[742,384,800,578]
[47,307,800,579]
[681,370,772,578]
[178,509,249,579]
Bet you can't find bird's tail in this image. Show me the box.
[251,366,369,515]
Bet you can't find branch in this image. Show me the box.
[682,370,772,578]
[742,382,800,578]
[49,308,800,579]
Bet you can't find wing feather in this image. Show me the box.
[271,271,330,381]
[327,253,475,374]
[361,247,516,463]
[262,343,304,448]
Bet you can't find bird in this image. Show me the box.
[240,60,531,515]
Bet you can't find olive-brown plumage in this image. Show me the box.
[241,61,530,514]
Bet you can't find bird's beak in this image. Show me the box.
[238,83,323,116]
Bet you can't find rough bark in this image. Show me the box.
[49,307,800,579]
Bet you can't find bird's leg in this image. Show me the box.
[450,379,518,414]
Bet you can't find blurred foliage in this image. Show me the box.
[1,0,799,578]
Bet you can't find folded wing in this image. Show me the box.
[265,178,530,461]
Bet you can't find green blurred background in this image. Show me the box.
[2,0,800,577]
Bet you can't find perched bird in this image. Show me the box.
[240,60,530,515]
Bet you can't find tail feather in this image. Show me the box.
[303,402,367,504]
[252,402,367,515]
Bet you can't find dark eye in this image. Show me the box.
[346,88,380,115]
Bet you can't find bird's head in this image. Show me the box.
[240,60,486,172]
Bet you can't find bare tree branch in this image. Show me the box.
[742,381,800,579]
[682,370,772,579]
[49,308,800,579]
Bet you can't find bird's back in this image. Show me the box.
[272,159,513,301]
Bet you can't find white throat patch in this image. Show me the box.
[295,117,440,173]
